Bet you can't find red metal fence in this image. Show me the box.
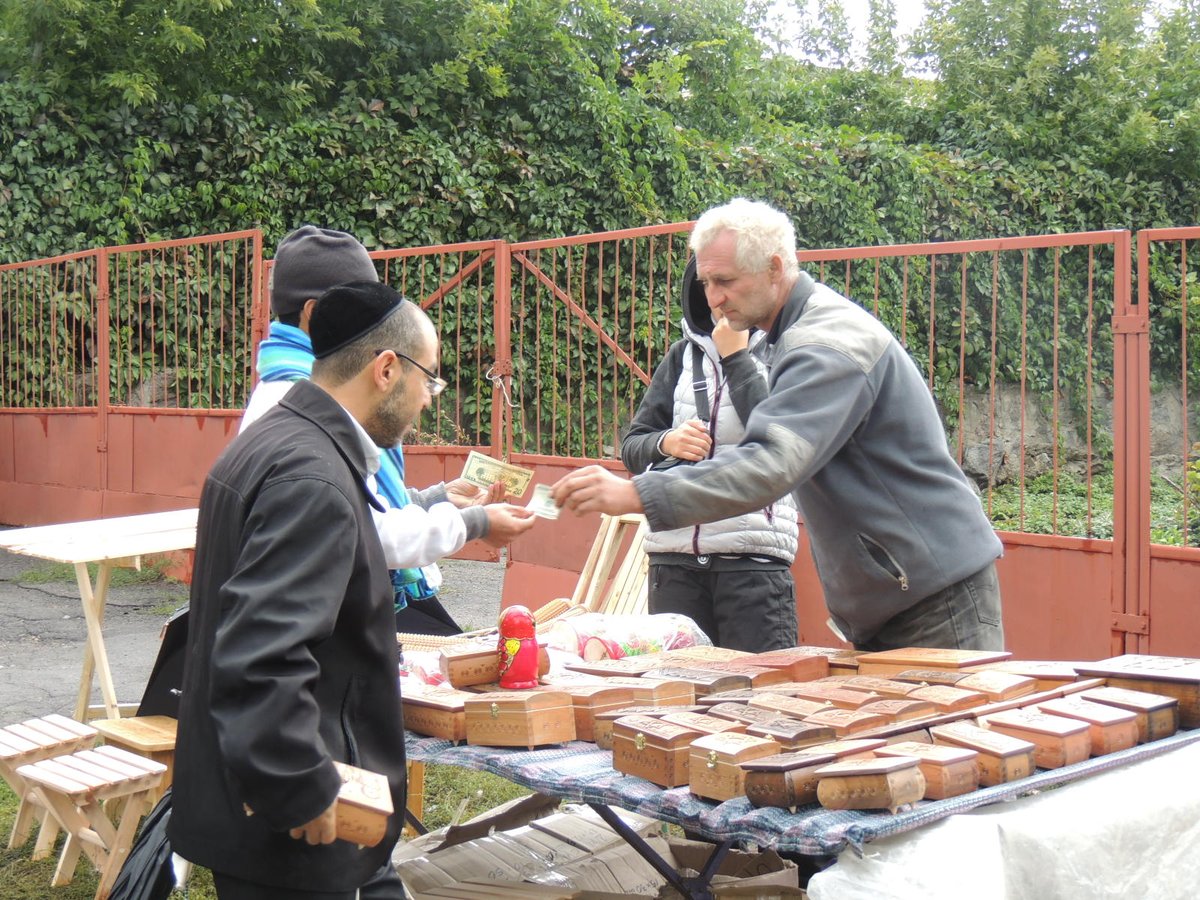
[2,224,1198,657]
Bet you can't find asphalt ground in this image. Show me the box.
[0,548,506,723]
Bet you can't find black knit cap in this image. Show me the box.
[310,281,404,360]
[269,225,379,317]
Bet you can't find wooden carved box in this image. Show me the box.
[331,761,395,848]
[704,702,795,728]
[785,682,883,710]
[858,698,937,724]
[611,715,702,788]
[1079,686,1179,743]
[555,683,638,743]
[931,722,1036,786]
[814,756,926,813]
[875,741,980,800]
[677,661,791,689]
[838,675,925,698]
[640,666,752,697]
[440,642,549,689]
[1074,654,1200,728]
[658,710,748,737]
[982,709,1091,769]
[400,684,474,742]
[745,719,838,751]
[856,647,1012,678]
[962,659,1085,692]
[594,676,697,707]
[802,706,889,738]
[688,732,781,803]
[1037,697,1139,756]
[746,693,831,721]
[907,684,988,713]
[742,750,838,810]
[591,705,705,750]
[463,690,576,749]
[744,649,831,682]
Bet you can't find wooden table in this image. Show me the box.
[0,509,198,721]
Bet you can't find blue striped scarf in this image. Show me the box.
[256,322,435,609]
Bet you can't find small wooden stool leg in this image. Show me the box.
[403,760,426,837]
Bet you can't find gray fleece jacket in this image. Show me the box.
[633,272,1003,644]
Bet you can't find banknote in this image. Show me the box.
[525,483,561,520]
[460,450,535,497]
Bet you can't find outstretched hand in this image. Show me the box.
[482,503,537,547]
[551,465,643,516]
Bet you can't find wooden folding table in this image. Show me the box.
[0,508,198,721]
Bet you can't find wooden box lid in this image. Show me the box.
[593,705,704,724]
[690,731,781,763]
[641,667,752,695]
[744,650,831,681]
[839,676,924,697]
[908,684,988,712]
[876,740,977,766]
[961,659,1086,690]
[802,707,889,736]
[856,647,1012,676]
[332,761,393,848]
[1075,654,1200,683]
[984,709,1089,738]
[740,749,838,772]
[785,683,883,709]
[858,698,937,722]
[659,711,748,735]
[891,669,970,686]
[611,715,701,749]
[813,755,921,778]
[677,661,791,688]
[695,689,761,706]
[745,720,838,748]
[1037,697,1137,728]
[401,685,474,712]
[705,702,793,727]
[465,690,573,714]
[747,693,831,719]
[1079,686,1179,713]
[956,671,1038,701]
[586,676,696,705]
[563,656,666,677]
[796,737,887,759]
[931,722,1036,757]
[660,646,753,663]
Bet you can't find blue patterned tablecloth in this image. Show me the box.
[406,727,1200,857]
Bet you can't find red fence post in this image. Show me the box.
[492,239,513,458]
[95,251,111,504]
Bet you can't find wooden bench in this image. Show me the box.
[0,714,98,854]
[17,744,167,900]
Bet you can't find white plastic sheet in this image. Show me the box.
[807,738,1200,900]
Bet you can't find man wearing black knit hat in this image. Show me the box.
[172,283,535,898]
[243,225,531,637]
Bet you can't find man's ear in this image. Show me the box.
[371,350,395,391]
[298,298,319,333]
[768,253,785,282]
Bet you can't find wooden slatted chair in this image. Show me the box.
[576,513,649,616]
[91,714,177,804]
[17,744,167,900]
[0,714,98,855]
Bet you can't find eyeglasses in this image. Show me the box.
[375,349,447,397]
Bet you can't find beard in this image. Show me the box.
[363,380,414,448]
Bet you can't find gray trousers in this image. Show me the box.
[854,561,1005,652]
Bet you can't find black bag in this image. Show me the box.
[137,606,189,717]
[107,789,176,900]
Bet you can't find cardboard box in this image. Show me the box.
[394,799,662,899]
[655,838,800,898]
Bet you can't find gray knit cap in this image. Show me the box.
[269,226,379,317]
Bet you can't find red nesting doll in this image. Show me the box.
[497,605,539,689]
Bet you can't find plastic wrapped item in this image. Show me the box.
[540,612,711,660]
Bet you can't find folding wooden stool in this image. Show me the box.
[91,714,177,804]
[17,744,167,900]
[0,714,98,854]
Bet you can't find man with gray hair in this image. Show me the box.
[554,198,1005,652]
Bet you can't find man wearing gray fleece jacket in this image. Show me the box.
[553,199,1005,651]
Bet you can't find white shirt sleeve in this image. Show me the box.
[371,500,467,569]
[239,380,294,433]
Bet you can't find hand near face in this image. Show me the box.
[482,503,537,547]
[711,314,749,358]
[551,465,644,516]
[661,418,711,462]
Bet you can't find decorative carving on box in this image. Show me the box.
[331,761,394,848]
[688,732,781,802]
[855,647,1012,678]
[742,750,838,810]
[814,756,926,814]
[875,741,980,800]
[802,706,889,738]
[1036,697,1139,756]
[1074,655,1200,728]
[981,709,1091,769]
[611,715,702,787]
[743,649,831,682]
[640,666,752,696]
[463,690,576,749]
[931,722,1035,786]
[1078,686,1179,743]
